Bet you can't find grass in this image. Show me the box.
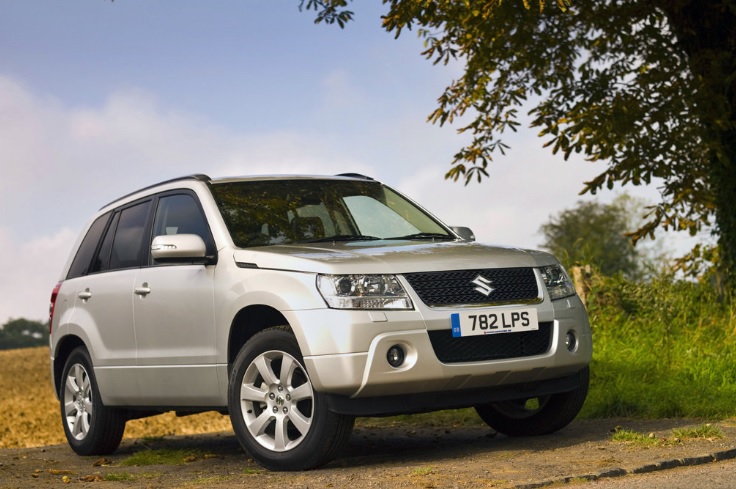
[610,428,663,446]
[104,472,137,482]
[357,407,484,429]
[610,423,724,447]
[0,272,734,450]
[191,474,237,484]
[672,424,724,440]
[121,448,204,466]
[580,273,736,419]
[411,466,435,476]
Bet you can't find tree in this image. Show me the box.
[301,0,736,287]
[0,318,49,350]
[540,196,644,279]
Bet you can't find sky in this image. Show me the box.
[0,1,696,324]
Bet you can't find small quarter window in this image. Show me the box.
[66,212,112,279]
[90,212,120,274]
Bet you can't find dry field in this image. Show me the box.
[4,348,736,489]
[0,347,233,449]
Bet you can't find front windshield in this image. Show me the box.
[210,179,452,248]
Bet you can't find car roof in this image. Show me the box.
[101,173,376,210]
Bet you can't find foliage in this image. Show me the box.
[0,318,48,350]
[299,0,354,27]
[580,271,736,419]
[540,195,645,278]
[304,0,736,287]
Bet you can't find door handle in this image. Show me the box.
[134,283,151,296]
[78,289,92,301]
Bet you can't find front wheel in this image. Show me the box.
[60,347,126,455]
[475,367,589,437]
[228,327,354,471]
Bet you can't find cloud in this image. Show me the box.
[0,73,689,323]
[396,143,607,250]
[0,226,77,323]
[0,75,380,322]
[319,69,363,112]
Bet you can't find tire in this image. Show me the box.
[60,347,126,455]
[474,367,590,437]
[228,327,354,471]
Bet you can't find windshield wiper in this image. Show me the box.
[386,232,455,241]
[303,234,382,243]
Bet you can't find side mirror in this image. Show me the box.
[151,234,207,262]
[450,226,476,242]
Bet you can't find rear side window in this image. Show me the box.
[66,212,112,279]
[109,201,152,270]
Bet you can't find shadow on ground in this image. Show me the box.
[2,418,734,488]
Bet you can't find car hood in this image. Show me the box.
[231,240,558,275]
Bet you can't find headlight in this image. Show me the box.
[540,265,576,301]
[317,274,413,310]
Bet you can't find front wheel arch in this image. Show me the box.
[227,305,291,366]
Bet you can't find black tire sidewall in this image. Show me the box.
[60,347,124,455]
[228,328,342,471]
[476,367,590,437]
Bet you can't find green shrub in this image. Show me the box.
[581,272,736,418]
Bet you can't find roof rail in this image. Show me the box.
[100,174,212,210]
[336,173,375,181]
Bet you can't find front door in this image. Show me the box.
[132,192,220,405]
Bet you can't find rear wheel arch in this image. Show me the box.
[53,335,87,396]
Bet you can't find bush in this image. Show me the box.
[580,271,736,418]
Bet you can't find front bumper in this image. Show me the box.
[293,294,592,402]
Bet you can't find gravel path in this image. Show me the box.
[1,418,735,488]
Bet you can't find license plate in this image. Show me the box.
[450,308,539,338]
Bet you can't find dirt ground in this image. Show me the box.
[1,418,735,489]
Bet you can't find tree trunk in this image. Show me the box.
[661,0,736,287]
[711,129,736,288]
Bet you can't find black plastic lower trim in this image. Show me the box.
[324,369,587,417]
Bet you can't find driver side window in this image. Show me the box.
[152,193,215,260]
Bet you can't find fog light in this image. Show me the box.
[565,331,577,352]
[387,345,405,368]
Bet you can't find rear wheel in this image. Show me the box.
[475,367,589,436]
[228,327,354,471]
[60,347,126,455]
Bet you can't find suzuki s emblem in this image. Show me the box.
[471,275,495,296]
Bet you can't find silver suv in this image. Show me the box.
[49,173,591,471]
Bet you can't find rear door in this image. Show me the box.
[65,200,153,405]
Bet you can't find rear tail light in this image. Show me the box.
[49,282,62,334]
